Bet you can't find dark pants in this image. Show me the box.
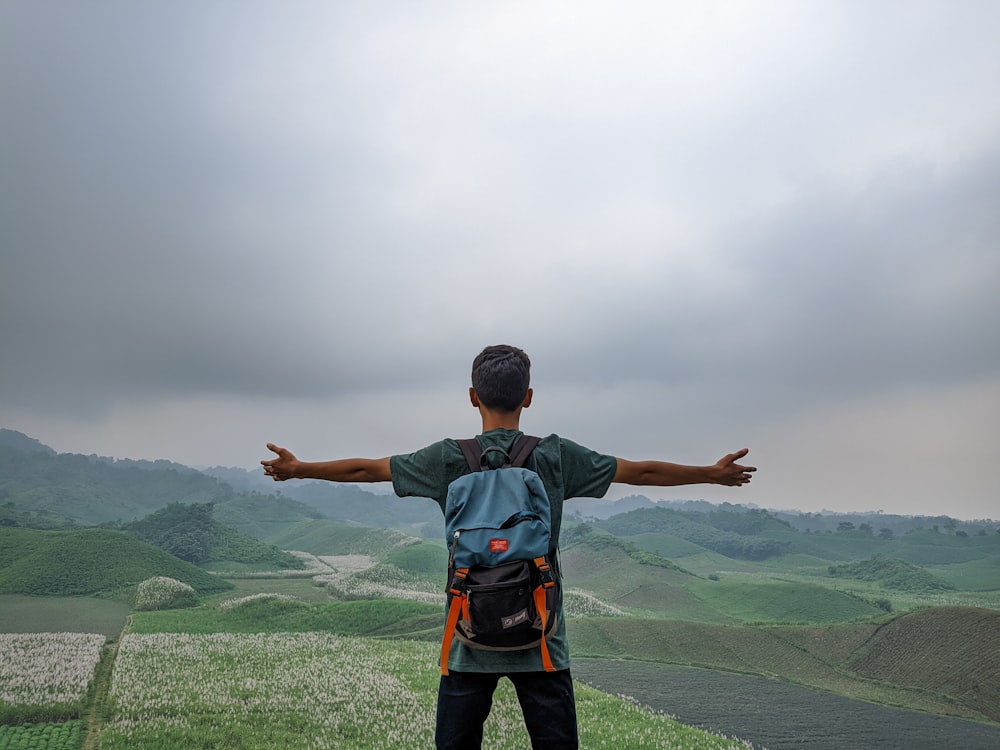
[435,669,578,749]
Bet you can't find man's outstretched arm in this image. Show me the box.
[261,443,392,483]
[614,448,756,487]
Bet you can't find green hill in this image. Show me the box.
[569,607,999,723]
[688,577,885,623]
[256,517,419,557]
[212,491,326,541]
[0,527,232,597]
[560,534,732,623]
[122,501,303,570]
[828,555,955,593]
[848,606,1000,723]
[130,596,442,638]
[597,506,788,561]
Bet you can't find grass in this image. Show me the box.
[567,614,994,721]
[3,497,998,746]
[0,596,129,638]
[0,528,231,597]
[211,577,334,603]
[264,520,416,557]
[687,577,884,623]
[2,558,997,748]
[1,622,761,750]
[929,555,1000,591]
[128,596,443,638]
[97,631,757,750]
[848,607,1000,722]
[573,660,1000,750]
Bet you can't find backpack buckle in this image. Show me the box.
[448,568,469,597]
[534,556,555,588]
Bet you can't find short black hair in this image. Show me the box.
[471,345,531,412]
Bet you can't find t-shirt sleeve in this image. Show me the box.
[557,436,617,499]
[390,439,465,505]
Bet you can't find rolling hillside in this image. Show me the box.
[0,527,232,596]
[847,606,1000,722]
[122,501,303,569]
[569,606,1000,723]
[4,427,999,744]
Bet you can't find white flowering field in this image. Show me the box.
[103,632,440,749]
[100,631,756,749]
[134,576,197,611]
[0,633,103,749]
[0,633,105,712]
[564,588,627,617]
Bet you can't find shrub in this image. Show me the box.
[135,576,198,611]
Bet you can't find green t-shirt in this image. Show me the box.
[390,428,617,673]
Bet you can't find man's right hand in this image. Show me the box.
[261,443,299,481]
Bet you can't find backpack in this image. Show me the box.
[439,434,559,676]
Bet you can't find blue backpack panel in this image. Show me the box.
[440,435,558,675]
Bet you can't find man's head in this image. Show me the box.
[470,345,531,412]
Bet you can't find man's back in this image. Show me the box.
[390,427,618,674]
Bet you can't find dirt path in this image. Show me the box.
[81,617,130,750]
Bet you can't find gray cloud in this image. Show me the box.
[2,1,999,518]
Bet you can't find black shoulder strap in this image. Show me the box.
[456,435,541,472]
[508,435,541,467]
[457,439,482,473]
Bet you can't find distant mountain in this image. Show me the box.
[0,446,235,526]
[3,428,995,556]
[0,430,425,557]
[570,493,996,536]
[203,465,442,537]
[0,428,56,455]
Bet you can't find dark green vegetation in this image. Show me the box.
[0,527,232,597]
[597,506,788,560]
[0,720,82,750]
[122,501,302,569]
[130,596,443,638]
[573,660,1000,750]
[2,428,998,748]
[828,555,954,592]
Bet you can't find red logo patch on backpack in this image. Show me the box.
[489,538,509,552]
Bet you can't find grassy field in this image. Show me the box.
[2,592,997,749]
[0,606,760,750]
[2,495,998,748]
[96,630,757,749]
[0,596,129,638]
[569,610,998,723]
[573,660,1000,750]
[685,577,884,623]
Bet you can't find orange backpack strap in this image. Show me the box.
[534,556,556,588]
[440,568,469,676]
[533,583,555,672]
[532,556,556,672]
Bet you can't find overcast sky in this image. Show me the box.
[2,2,998,520]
